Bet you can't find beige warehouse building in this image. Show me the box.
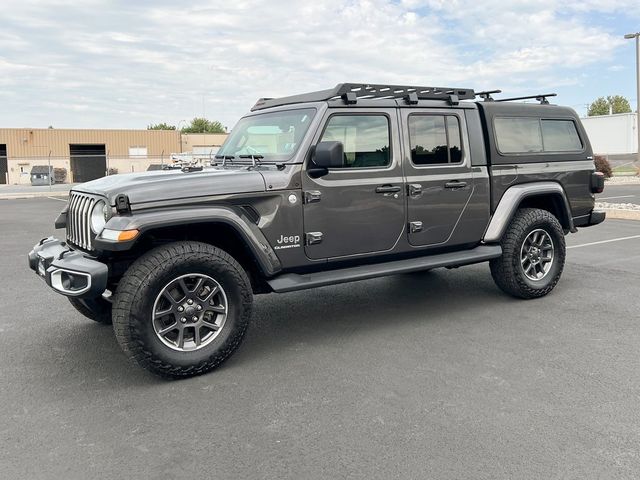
[0,129,228,185]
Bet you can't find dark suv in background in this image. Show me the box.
[29,83,605,378]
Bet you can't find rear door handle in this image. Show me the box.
[376,185,401,194]
[444,181,467,189]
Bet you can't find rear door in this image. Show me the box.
[302,109,405,259]
[401,109,477,247]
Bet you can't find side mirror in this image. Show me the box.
[309,141,343,178]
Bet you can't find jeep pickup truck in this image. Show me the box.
[29,83,605,378]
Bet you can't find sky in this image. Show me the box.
[1,0,639,130]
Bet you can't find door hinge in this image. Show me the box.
[303,190,322,204]
[409,221,423,233]
[408,183,422,198]
[305,232,323,245]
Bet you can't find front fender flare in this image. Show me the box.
[95,206,282,277]
[483,182,575,243]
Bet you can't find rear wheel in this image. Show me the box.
[112,241,253,378]
[68,297,112,325]
[490,208,566,299]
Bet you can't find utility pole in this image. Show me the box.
[624,32,640,166]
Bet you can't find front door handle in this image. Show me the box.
[376,185,401,194]
[444,181,467,189]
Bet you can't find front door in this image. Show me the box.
[401,109,477,247]
[302,109,405,260]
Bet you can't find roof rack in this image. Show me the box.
[475,89,502,101]
[494,93,557,105]
[251,83,476,111]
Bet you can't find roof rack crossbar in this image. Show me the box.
[495,93,557,105]
[475,89,502,101]
[251,83,476,110]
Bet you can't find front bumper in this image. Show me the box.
[28,237,108,299]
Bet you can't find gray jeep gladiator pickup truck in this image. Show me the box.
[29,83,605,378]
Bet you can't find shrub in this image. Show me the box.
[594,155,612,178]
[53,167,67,183]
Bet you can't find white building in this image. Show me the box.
[580,113,638,156]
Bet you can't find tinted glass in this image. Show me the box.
[447,116,463,163]
[541,120,582,151]
[494,117,543,154]
[409,115,463,165]
[218,108,316,161]
[320,115,390,168]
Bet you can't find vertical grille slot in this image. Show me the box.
[66,192,102,251]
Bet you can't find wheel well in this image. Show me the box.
[518,194,571,230]
[129,222,269,293]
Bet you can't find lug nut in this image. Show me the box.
[196,305,202,311]
[187,299,193,305]
[177,306,184,312]
[192,316,198,322]
[180,317,187,323]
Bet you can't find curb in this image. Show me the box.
[0,191,69,200]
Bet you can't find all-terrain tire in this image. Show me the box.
[490,208,566,299]
[68,297,113,325]
[112,241,253,379]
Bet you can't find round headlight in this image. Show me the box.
[90,200,108,233]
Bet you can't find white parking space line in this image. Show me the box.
[46,196,67,202]
[568,234,640,249]
[598,195,636,201]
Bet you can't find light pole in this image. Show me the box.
[624,32,640,166]
[177,119,187,153]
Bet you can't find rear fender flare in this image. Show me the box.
[483,182,575,243]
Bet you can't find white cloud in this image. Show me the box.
[0,0,632,128]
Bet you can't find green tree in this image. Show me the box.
[147,122,176,130]
[587,95,632,116]
[181,117,226,134]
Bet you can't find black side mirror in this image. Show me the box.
[309,141,344,178]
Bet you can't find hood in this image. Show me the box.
[72,167,266,205]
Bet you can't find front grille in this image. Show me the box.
[66,192,100,251]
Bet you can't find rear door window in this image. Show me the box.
[408,114,464,165]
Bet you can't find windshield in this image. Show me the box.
[217,108,316,162]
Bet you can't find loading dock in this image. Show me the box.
[0,145,7,184]
[69,144,106,183]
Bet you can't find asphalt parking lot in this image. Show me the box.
[597,183,640,203]
[1,197,640,479]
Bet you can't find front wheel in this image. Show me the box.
[112,241,253,378]
[490,208,566,299]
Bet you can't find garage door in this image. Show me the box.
[0,144,7,184]
[69,144,106,183]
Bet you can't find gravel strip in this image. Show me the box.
[605,176,640,185]
[596,201,640,211]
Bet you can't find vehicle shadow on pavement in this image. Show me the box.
[34,318,162,386]
[33,266,515,383]
[232,266,514,367]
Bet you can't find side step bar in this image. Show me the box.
[267,245,502,293]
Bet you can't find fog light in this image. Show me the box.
[50,269,91,295]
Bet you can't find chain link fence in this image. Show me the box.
[4,150,221,185]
